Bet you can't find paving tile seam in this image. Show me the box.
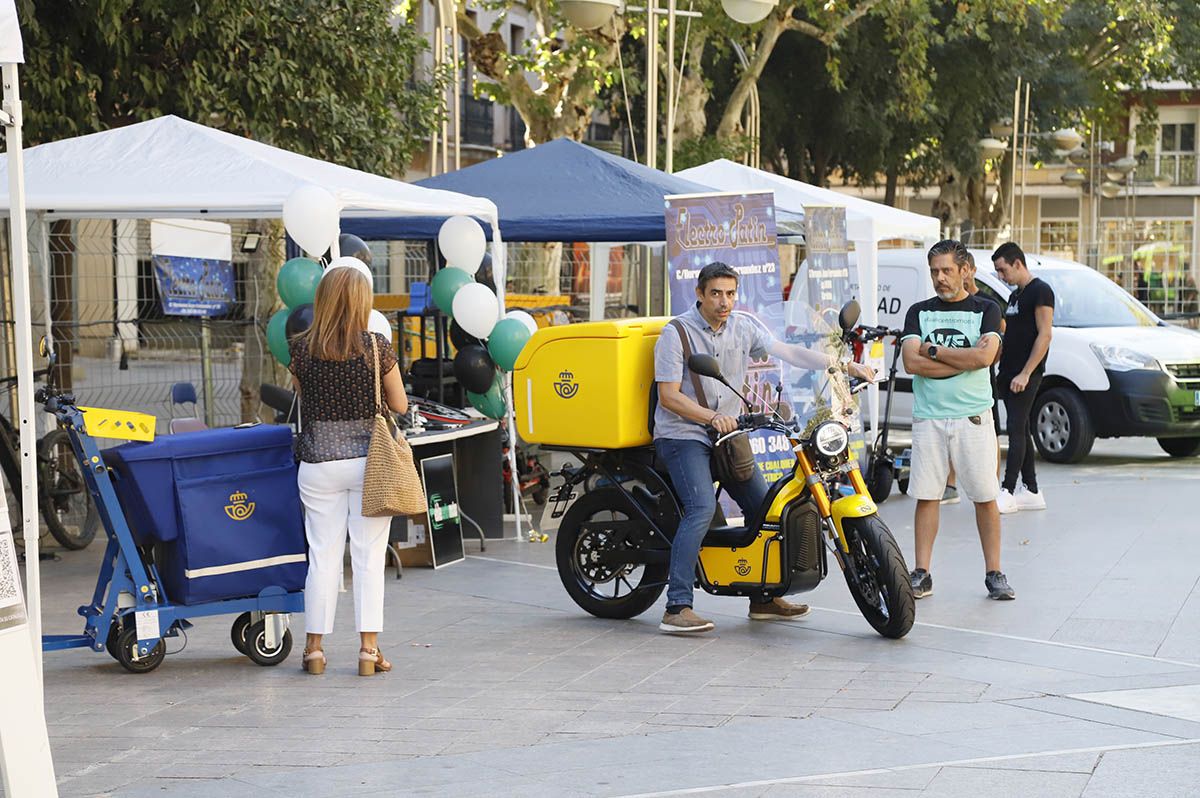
[1153,569,1200,660]
[607,736,1200,797]
[999,695,1200,739]
[809,605,1200,670]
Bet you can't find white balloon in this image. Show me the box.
[322,255,373,284]
[452,283,500,339]
[438,216,486,274]
[283,184,339,257]
[504,309,538,336]
[368,309,392,339]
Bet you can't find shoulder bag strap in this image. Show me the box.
[670,318,709,411]
[367,333,384,417]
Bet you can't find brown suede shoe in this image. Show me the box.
[748,597,811,621]
[659,607,715,634]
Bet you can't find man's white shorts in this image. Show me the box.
[910,411,999,503]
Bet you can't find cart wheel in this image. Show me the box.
[114,627,165,674]
[897,476,909,495]
[105,622,121,661]
[244,620,293,667]
[230,612,252,655]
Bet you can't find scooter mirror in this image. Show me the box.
[838,300,861,332]
[687,354,722,380]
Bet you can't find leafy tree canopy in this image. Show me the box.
[15,0,442,174]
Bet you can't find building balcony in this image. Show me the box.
[1135,153,1198,187]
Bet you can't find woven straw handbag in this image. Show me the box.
[362,334,427,517]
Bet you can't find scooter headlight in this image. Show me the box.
[813,422,850,457]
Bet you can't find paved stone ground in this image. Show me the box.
[14,438,1200,797]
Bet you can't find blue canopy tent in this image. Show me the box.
[342,138,803,242]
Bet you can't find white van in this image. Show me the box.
[854,248,1200,462]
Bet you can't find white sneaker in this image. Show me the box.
[1014,485,1046,511]
[996,488,1019,514]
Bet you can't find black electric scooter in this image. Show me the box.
[847,324,908,503]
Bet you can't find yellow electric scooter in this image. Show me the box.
[520,301,915,639]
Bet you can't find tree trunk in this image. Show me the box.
[716,12,788,139]
[884,165,899,207]
[669,32,711,144]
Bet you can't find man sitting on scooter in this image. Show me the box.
[654,262,875,634]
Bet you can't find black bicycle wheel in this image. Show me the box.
[39,429,98,550]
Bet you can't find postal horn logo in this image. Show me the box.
[734,558,752,577]
[224,490,255,521]
[554,369,580,399]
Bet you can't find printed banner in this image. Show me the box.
[665,192,794,501]
[150,219,235,317]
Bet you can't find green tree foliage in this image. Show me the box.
[15,0,443,174]
[756,1,1200,230]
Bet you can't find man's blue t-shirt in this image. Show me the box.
[901,295,1003,420]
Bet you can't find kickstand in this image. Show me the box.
[459,510,487,552]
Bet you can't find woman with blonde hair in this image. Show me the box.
[288,266,408,675]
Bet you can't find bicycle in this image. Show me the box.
[1,370,99,550]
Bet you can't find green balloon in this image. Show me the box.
[487,317,532,371]
[466,376,507,420]
[277,257,323,308]
[431,268,472,316]
[267,308,292,366]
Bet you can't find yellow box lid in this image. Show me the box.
[513,317,670,370]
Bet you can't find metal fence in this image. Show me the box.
[0,218,289,433]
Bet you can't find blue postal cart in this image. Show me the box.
[38,370,306,674]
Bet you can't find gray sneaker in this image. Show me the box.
[659,607,715,634]
[985,571,1015,600]
[940,485,960,505]
[910,569,933,599]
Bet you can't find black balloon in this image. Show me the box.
[285,303,315,338]
[475,252,495,293]
[449,320,481,350]
[453,345,497,394]
[322,234,373,266]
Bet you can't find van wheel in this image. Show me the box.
[1033,387,1095,464]
[1158,437,1200,457]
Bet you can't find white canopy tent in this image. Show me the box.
[678,160,941,431]
[0,116,513,740]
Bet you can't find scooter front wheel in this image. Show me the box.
[555,487,667,619]
[840,515,914,639]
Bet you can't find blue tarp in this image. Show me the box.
[342,139,803,243]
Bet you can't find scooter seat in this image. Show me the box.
[703,525,756,548]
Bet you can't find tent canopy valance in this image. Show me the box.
[342,138,804,243]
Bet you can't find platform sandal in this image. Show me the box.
[302,648,326,675]
[359,647,392,676]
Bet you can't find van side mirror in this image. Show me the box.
[838,300,861,332]
[687,354,722,380]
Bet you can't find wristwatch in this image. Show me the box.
[927,345,939,361]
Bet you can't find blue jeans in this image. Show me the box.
[655,437,770,609]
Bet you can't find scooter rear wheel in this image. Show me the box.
[555,487,667,619]
[840,515,914,639]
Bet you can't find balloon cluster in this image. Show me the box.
[267,185,392,367]
[433,216,536,420]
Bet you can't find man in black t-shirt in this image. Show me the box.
[991,242,1055,513]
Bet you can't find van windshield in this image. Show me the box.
[1035,268,1160,328]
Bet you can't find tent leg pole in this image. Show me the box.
[1,59,58,796]
[200,318,215,427]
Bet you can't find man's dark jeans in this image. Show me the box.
[654,437,769,609]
